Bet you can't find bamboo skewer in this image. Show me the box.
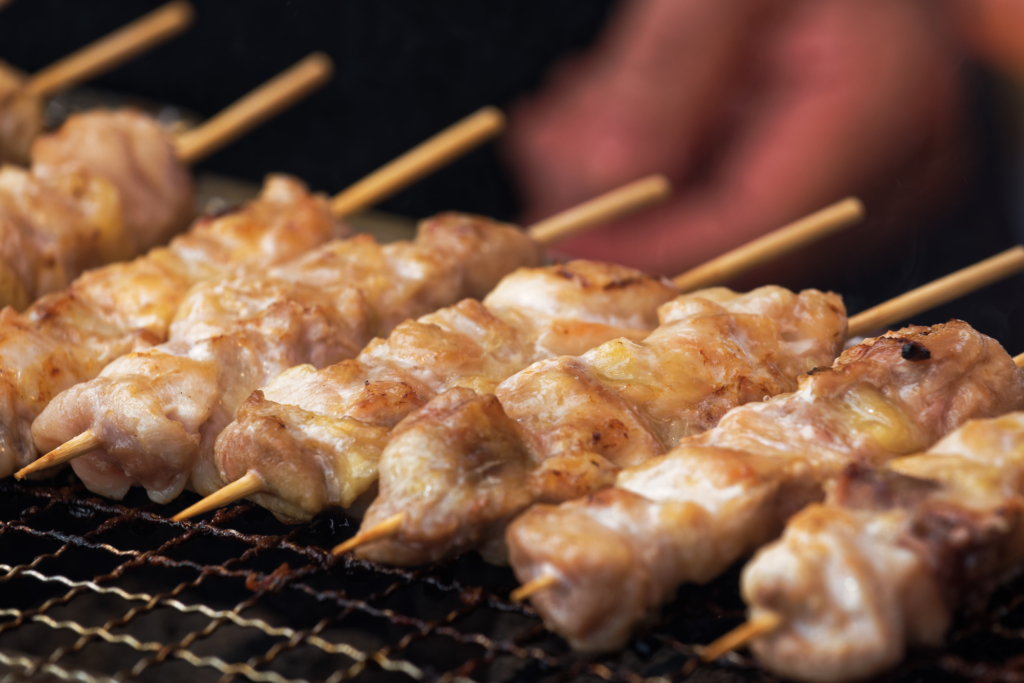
[526,175,671,246]
[173,53,333,165]
[672,197,865,292]
[332,513,405,556]
[330,107,506,218]
[24,1,195,99]
[172,472,264,521]
[511,575,559,603]
[846,245,1024,338]
[1014,352,1024,368]
[698,612,783,663]
[15,431,102,479]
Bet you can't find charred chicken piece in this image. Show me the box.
[506,321,1024,652]
[744,411,1024,683]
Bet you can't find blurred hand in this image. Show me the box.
[503,0,973,278]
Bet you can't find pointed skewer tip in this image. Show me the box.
[15,430,102,480]
[171,470,265,522]
[510,574,559,603]
[698,611,782,663]
[331,512,405,556]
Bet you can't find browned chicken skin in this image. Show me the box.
[506,322,1024,652]
[0,175,339,478]
[31,213,540,503]
[744,412,1024,683]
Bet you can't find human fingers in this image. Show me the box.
[549,0,968,282]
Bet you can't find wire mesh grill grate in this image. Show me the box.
[4,473,1024,683]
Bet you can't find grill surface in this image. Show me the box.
[4,474,1024,683]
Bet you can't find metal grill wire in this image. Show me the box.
[3,473,1024,683]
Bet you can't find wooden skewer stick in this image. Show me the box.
[526,175,671,247]
[672,198,865,292]
[173,53,334,165]
[24,1,195,98]
[1014,352,1024,368]
[171,471,264,522]
[331,512,405,556]
[330,107,506,218]
[14,431,103,479]
[510,574,559,603]
[698,612,783,663]
[846,245,1024,338]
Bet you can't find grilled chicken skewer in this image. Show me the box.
[736,402,1024,683]
[25,178,674,505]
[505,314,1024,652]
[0,106,508,479]
[339,247,1024,567]
[0,52,332,310]
[162,199,865,524]
[0,1,194,165]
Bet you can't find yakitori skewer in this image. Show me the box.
[713,404,1024,682]
[505,269,1024,652]
[337,247,1024,570]
[22,2,195,99]
[0,105,509,479]
[0,52,334,310]
[0,1,194,164]
[23,176,676,503]
[166,198,867,524]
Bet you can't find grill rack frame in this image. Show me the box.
[2,472,1024,683]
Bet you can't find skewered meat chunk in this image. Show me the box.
[506,321,1024,652]
[355,286,846,566]
[743,412,1024,683]
[0,165,126,308]
[0,175,339,478]
[0,62,43,166]
[32,213,540,503]
[359,388,533,565]
[213,261,678,523]
[31,110,194,253]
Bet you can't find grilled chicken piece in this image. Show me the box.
[31,109,194,253]
[0,62,43,166]
[744,412,1024,683]
[507,321,1024,652]
[213,261,678,522]
[0,165,126,307]
[0,175,339,478]
[356,286,847,566]
[32,213,540,502]
[357,388,533,566]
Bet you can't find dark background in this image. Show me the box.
[0,0,615,221]
[2,0,1023,351]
